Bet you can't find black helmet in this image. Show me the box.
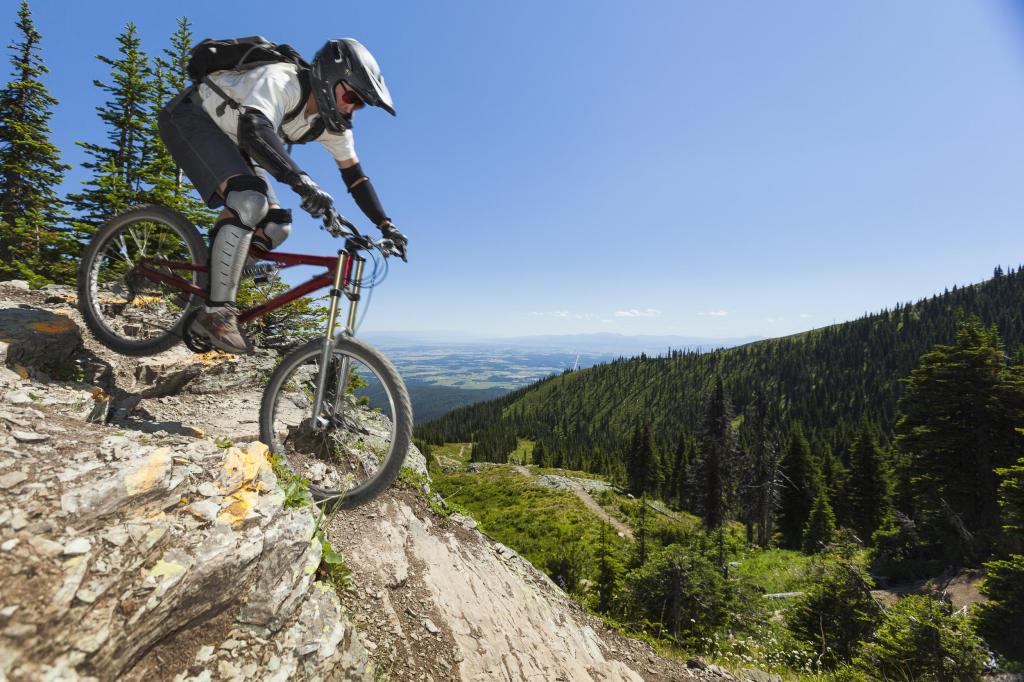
[311,38,395,132]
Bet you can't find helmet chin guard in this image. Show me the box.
[311,38,395,133]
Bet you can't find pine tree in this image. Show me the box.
[820,446,848,526]
[777,423,822,550]
[531,440,547,467]
[68,22,153,237]
[667,436,691,510]
[144,17,211,227]
[894,317,1024,561]
[693,374,737,530]
[593,522,621,614]
[802,490,837,552]
[551,446,563,470]
[631,499,648,568]
[745,390,779,547]
[0,1,75,285]
[974,456,1024,664]
[845,421,892,544]
[994,453,1024,554]
[625,422,660,497]
[974,553,1024,665]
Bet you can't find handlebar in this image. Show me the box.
[321,207,402,259]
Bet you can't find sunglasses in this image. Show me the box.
[339,83,365,109]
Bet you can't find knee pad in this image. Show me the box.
[253,208,293,250]
[223,175,269,230]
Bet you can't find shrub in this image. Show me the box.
[802,491,838,553]
[544,538,590,595]
[870,512,942,582]
[621,542,734,645]
[974,553,1024,666]
[787,548,882,667]
[855,595,987,681]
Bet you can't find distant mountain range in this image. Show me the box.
[476,333,764,355]
[362,331,762,355]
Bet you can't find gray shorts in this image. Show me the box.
[157,88,279,209]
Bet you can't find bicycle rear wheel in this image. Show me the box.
[77,204,208,356]
[260,336,413,510]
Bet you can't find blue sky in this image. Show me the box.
[6,1,1024,338]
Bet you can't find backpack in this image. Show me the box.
[187,36,311,118]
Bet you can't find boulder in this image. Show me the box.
[0,306,82,378]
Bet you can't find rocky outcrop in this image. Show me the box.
[0,381,368,679]
[0,305,82,377]
[0,282,741,681]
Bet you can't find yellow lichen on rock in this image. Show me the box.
[130,296,164,307]
[219,442,270,490]
[149,559,187,582]
[125,447,172,495]
[217,489,261,527]
[195,350,235,365]
[29,317,76,334]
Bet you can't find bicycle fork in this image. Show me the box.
[311,248,364,428]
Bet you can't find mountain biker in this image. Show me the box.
[157,38,407,354]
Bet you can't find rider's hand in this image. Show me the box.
[380,222,408,262]
[291,174,334,218]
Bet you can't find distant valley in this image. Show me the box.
[360,332,762,422]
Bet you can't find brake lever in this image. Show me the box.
[321,208,358,239]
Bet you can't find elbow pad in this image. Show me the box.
[237,109,304,188]
[340,163,389,227]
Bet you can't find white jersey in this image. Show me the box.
[196,62,356,165]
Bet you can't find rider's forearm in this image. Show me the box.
[340,163,390,228]
[237,109,305,189]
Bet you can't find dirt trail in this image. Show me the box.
[511,465,634,540]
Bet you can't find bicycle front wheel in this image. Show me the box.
[260,336,413,510]
[77,204,207,356]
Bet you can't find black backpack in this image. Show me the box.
[187,36,310,117]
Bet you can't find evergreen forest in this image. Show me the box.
[420,265,1024,675]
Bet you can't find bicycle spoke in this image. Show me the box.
[86,215,201,345]
[115,234,134,269]
[267,344,401,499]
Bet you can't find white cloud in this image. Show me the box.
[799,313,812,318]
[531,311,570,318]
[614,308,662,318]
[698,310,729,317]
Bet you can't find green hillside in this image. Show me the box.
[417,265,1024,467]
[417,266,1024,675]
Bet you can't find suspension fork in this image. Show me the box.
[311,247,365,428]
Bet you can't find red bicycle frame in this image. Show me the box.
[136,243,362,328]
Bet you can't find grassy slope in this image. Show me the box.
[429,444,828,679]
[433,464,631,580]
